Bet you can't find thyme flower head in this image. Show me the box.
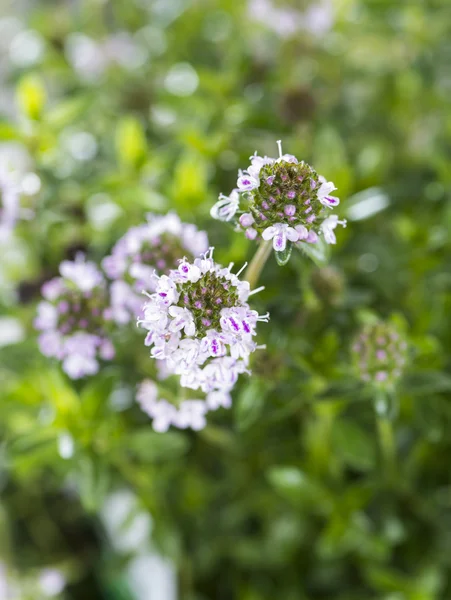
[34,255,115,379]
[137,248,269,423]
[212,141,346,263]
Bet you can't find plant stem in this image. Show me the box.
[375,396,396,481]
[244,240,272,289]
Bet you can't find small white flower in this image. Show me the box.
[155,274,179,306]
[237,173,259,191]
[206,390,232,410]
[35,302,58,330]
[321,215,347,244]
[60,254,103,292]
[168,306,196,336]
[317,177,340,207]
[169,338,201,370]
[261,223,299,251]
[136,380,159,415]
[247,154,274,178]
[177,259,201,282]
[173,400,207,430]
[62,353,99,379]
[210,190,240,221]
[201,330,228,357]
[294,224,309,240]
[140,300,168,330]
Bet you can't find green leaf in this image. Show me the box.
[235,379,266,431]
[16,74,47,120]
[46,97,91,128]
[115,116,147,169]
[275,243,292,266]
[297,237,330,267]
[267,467,332,513]
[332,420,376,471]
[76,455,110,513]
[127,430,190,462]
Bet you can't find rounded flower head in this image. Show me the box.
[137,249,268,429]
[102,212,209,323]
[212,140,346,263]
[34,254,115,379]
[351,320,409,389]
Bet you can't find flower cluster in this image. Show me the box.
[351,320,409,388]
[102,212,209,324]
[34,255,115,379]
[212,141,346,260]
[136,379,232,432]
[137,249,268,428]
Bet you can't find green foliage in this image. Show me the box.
[1,0,451,598]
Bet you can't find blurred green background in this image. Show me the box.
[1,0,451,598]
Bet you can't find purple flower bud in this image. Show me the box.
[239,213,255,228]
[287,190,296,199]
[306,231,318,243]
[245,228,258,240]
[284,204,296,216]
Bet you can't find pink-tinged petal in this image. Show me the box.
[295,224,308,240]
[245,227,258,240]
[273,232,286,251]
[306,231,318,243]
[285,227,299,242]
[262,226,277,240]
[278,154,298,164]
[239,213,255,228]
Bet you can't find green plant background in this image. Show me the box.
[1,0,451,598]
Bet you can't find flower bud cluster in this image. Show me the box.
[351,320,408,388]
[34,255,115,379]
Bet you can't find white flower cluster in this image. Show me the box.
[212,140,346,254]
[102,212,209,324]
[137,249,268,430]
[137,380,232,432]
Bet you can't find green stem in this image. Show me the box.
[244,240,272,289]
[374,392,396,481]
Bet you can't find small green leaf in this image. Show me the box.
[16,74,47,120]
[235,379,266,431]
[297,237,330,266]
[275,243,292,266]
[332,420,376,471]
[127,430,189,462]
[115,116,147,169]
